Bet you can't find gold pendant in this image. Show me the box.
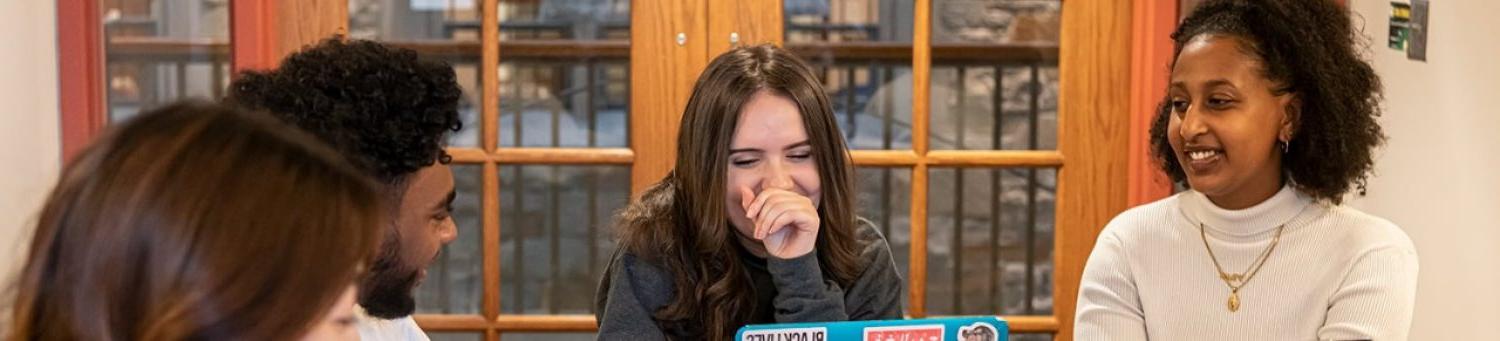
[1227,291,1241,312]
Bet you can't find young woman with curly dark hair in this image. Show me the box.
[1075,0,1416,340]
[594,45,903,340]
[226,37,463,341]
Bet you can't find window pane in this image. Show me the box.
[497,63,629,148]
[349,0,484,148]
[927,167,1056,315]
[497,0,630,148]
[930,0,1059,151]
[786,0,913,43]
[416,164,485,314]
[349,0,483,40]
[786,0,915,150]
[812,65,916,150]
[855,167,913,309]
[499,165,630,314]
[103,0,229,121]
[930,65,1058,150]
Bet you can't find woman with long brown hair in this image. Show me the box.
[6,101,384,340]
[595,44,904,339]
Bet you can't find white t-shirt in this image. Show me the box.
[354,305,431,341]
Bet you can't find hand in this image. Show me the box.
[740,186,820,259]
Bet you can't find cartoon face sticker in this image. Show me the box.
[959,322,997,341]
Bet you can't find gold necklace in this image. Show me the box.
[1198,222,1284,312]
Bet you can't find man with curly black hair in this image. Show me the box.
[226,37,463,341]
[1075,0,1416,340]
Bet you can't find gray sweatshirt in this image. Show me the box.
[594,219,905,339]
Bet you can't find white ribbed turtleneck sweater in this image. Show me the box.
[1075,185,1418,340]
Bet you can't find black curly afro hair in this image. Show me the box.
[1151,0,1385,204]
[226,37,462,185]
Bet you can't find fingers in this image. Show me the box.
[752,192,816,240]
[756,193,792,237]
[755,194,803,238]
[762,208,801,239]
[744,187,774,222]
[769,202,818,237]
[757,202,792,240]
[739,186,756,212]
[745,187,791,222]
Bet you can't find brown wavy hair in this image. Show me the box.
[613,44,864,339]
[6,101,383,340]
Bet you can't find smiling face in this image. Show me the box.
[724,89,823,256]
[393,164,458,283]
[357,164,458,318]
[1167,34,1298,209]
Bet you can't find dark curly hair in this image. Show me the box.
[1151,0,1385,204]
[226,37,462,185]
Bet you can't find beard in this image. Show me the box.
[358,239,421,319]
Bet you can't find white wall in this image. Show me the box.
[0,0,60,290]
[1348,0,1500,339]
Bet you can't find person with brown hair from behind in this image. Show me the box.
[6,100,383,340]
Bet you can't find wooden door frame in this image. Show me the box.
[1127,0,1178,206]
[57,0,105,162]
[230,0,279,72]
[1054,0,1133,339]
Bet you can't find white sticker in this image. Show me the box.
[742,327,828,341]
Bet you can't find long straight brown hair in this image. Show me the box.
[6,101,383,340]
[614,44,863,339]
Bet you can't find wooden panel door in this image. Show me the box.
[630,0,708,195]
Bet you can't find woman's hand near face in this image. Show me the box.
[741,186,819,259]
